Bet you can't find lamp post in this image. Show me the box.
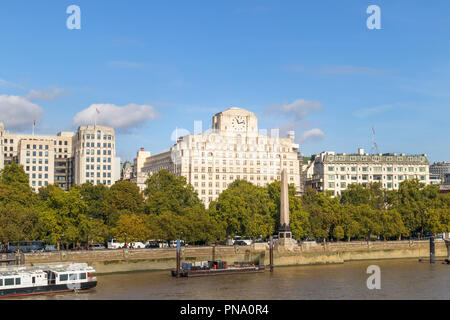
[124,232,127,249]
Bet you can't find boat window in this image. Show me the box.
[79,273,87,280]
[15,278,20,285]
[69,274,78,281]
[5,278,14,286]
[59,274,68,282]
[0,279,3,286]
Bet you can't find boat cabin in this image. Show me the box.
[0,270,48,290]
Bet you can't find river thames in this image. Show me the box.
[16,259,450,300]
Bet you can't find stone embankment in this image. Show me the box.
[21,240,447,274]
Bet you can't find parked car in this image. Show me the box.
[145,243,160,249]
[234,240,248,246]
[89,243,106,250]
[44,245,57,252]
[232,236,253,245]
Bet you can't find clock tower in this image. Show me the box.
[212,107,258,135]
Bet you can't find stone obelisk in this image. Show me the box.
[276,169,296,250]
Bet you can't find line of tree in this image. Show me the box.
[0,162,448,248]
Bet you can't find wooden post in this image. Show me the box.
[269,235,274,273]
[176,238,181,278]
[430,236,435,264]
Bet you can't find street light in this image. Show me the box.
[124,232,127,249]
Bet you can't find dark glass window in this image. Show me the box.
[5,278,14,286]
[59,274,68,281]
[79,273,87,280]
[15,278,20,285]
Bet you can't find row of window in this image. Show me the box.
[84,179,112,185]
[328,175,426,181]
[328,155,426,162]
[84,142,113,148]
[83,132,113,140]
[25,158,48,164]
[25,166,49,172]
[31,180,48,187]
[86,157,112,163]
[86,149,112,156]
[190,153,295,162]
[329,182,399,190]
[193,173,295,181]
[25,151,50,157]
[86,165,112,170]
[59,273,87,282]
[86,172,112,178]
[0,278,20,286]
[328,166,426,173]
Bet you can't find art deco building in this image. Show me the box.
[0,123,119,191]
[139,107,302,206]
[73,125,118,186]
[304,148,431,196]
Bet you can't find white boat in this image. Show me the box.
[0,263,97,298]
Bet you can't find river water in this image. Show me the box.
[16,259,449,300]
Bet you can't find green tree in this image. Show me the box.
[102,181,144,226]
[209,180,276,239]
[144,169,204,216]
[113,214,151,242]
[333,225,345,241]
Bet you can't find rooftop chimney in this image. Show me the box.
[358,147,364,155]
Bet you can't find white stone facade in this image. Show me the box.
[305,149,431,195]
[73,125,118,186]
[140,107,302,207]
[0,123,118,191]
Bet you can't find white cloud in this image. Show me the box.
[266,99,323,121]
[320,65,387,76]
[297,128,325,144]
[354,104,393,118]
[25,88,65,101]
[72,103,160,131]
[0,95,43,130]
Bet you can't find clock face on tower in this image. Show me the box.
[231,116,246,131]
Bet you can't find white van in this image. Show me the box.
[107,239,145,249]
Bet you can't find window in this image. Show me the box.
[15,278,21,285]
[5,278,14,286]
[79,273,87,280]
[69,274,78,281]
[0,279,2,286]
[60,274,68,281]
[328,166,334,172]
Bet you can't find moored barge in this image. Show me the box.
[0,263,97,298]
[171,260,266,277]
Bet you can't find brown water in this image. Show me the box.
[16,259,450,300]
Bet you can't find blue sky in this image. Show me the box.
[0,0,449,162]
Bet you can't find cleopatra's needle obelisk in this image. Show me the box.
[276,169,296,250]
